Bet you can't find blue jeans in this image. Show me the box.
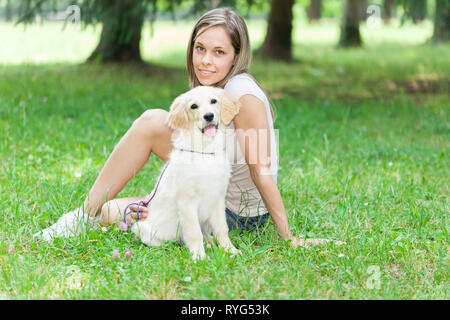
[225,208,270,232]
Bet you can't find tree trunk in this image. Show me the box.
[339,0,362,47]
[258,0,295,61]
[308,0,322,22]
[5,0,12,21]
[358,0,369,21]
[432,0,450,42]
[87,0,146,63]
[410,0,427,23]
[383,0,394,23]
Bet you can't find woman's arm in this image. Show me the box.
[233,94,294,241]
[233,95,346,248]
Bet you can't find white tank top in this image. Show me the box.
[224,73,278,217]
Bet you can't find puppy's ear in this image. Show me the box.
[220,91,241,126]
[167,94,190,130]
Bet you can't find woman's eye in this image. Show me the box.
[216,50,225,55]
[191,104,198,109]
[195,46,204,52]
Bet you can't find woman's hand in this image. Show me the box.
[287,235,346,248]
[124,203,149,226]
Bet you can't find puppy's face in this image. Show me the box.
[167,86,240,138]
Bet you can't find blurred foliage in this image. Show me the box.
[398,0,428,24]
[0,0,441,23]
[8,0,272,25]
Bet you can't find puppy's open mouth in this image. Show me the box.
[201,124,218,138]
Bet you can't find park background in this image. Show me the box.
[0,0,448,299]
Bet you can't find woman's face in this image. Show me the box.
[192,25,237,87]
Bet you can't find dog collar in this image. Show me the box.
[176,148,215,155]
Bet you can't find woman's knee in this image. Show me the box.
[100,200,118,224]
[100,200,113,217]
[132,109,169,138]
[133,109,174,161]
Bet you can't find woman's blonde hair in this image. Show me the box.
[186,7,276,120]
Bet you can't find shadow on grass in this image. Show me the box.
[0,59,185,82]
[81,59,185,78]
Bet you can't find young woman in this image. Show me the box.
[35,8,341,248]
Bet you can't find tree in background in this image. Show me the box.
[15,0,288,63]
[409,0,427,23]
[10,0,447,64]
[258,0,295,61]
[398,0,449,42]
[5,0,12,21]
[15,0,261,64]
[432,0,450,42]
[17,0,156,64]
[399,0,427,23]
[338,0,363,47]
[358,0,368,21]
[307,0,321,22]
[383,0,395,23]
[86,0,149,63]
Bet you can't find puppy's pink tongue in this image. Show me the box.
[204,125,216,138]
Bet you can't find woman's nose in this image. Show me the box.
[202,51,213,65]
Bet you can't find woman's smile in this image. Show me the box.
[199,69,216,76]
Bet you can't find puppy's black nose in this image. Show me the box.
[203,112,214,122]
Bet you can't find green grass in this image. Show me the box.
[0,19,449,299]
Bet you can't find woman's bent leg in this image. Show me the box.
[84,109,174,217]
[34,109,174,240]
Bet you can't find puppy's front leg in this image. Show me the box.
[201,224,213,248]
[177,200,205,261]
[209,201,240,255]
[132,221,162,247]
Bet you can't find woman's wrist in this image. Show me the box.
[277,229,293,241]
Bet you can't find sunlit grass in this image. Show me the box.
[0,17,448,299]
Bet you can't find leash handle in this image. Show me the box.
[122,161,170,226]
[123,200,148,224]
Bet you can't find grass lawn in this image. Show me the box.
[0,19,448,299]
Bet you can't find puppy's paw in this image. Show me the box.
[191,249,206,261]
[226,246,241,255]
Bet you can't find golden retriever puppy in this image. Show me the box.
[131,86,241,260]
